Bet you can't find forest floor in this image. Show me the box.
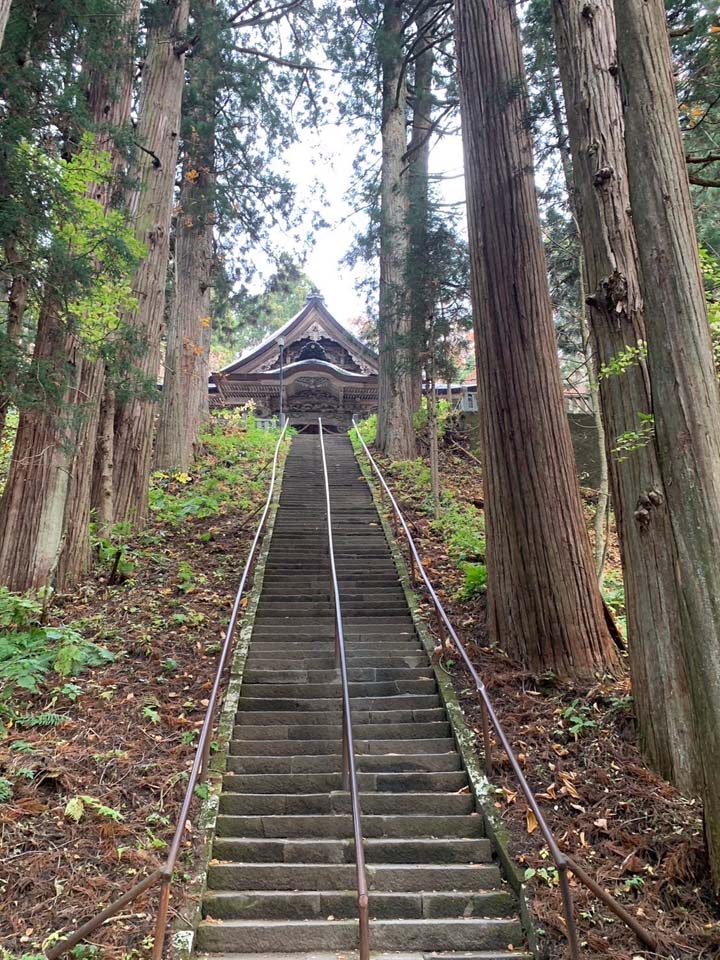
[0,414,283,959]
[360,424,719,960]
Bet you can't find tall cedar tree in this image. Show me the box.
[0,0,141,590]
[113,0,190,525]
[550,0,698,791]
[377,0,416,460]
[155,0,217,471]
[57,0,142,586]
[407,4,434,417]
[615,0,720,890]
[453,0,619,677]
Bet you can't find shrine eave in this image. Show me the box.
[216,358,378,384]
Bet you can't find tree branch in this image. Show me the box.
[233,45,324,70]
[689,173,720,188]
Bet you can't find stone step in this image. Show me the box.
[252,618,415,629]
[242,667,434,684]
[229,738,457,757]
[235,695,441,713]
[211,836,491,865]
[196,951,530,960]
[195,917,523,953]
[258,584,401,596]
[255,604,411,617]
[218,792,476,817]
[243,655,429,671]
[201,889,515,921]
[205,862,504,893]
[247,641,423,655]
[235,702,447,728]
[225,752,461,775]
[214,813,483,840]
[238,680,437,699]
[232,721,451,740]
[220,771,468,794]
[251,626,416,638]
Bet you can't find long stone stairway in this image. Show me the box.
[195,433,527,959]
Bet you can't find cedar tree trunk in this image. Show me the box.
[454,0,619,677]
[551,0,699,791]
[377,0,416,460]
[113,0,190,524]
[155,69,215,470]
[615,0,720,887]
[407,5,434,416]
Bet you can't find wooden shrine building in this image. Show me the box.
[210,292,379,431]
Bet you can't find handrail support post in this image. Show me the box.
[558,866,581,960]
[152,879,171,960]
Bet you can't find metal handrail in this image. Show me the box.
[46,420,290,960]
[318,419,370,960]
[351,419,658,960]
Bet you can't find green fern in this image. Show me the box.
[0,777,13,802]
[64,794,125,823]
[17,712,67,728]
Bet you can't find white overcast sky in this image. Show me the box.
[255,119,468,329]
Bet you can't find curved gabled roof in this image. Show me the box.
[254,358,376,380]
[217,295,378,377]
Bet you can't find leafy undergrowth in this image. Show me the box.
[358,432,719,960]
[0,412,283,959]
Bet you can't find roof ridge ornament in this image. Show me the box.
[306,289,325,303]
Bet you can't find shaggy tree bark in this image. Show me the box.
[615,0,720,887]
[113,0,190,524]
[155,169,213,471]
[543,54,611,581]
[407,6,434,416]
[0,239,28,442]
[454,0,618,677]
[0,295,76,589]
[155,34,216,471]
[551,0,699,791]
[92,385,115,535]
[377,0,416,460]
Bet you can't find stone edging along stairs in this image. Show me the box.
[193,433,531,960]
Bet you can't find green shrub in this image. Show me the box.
[351,413,377,447]
[0,588,114,697]
[89,521,137,580]
[602,570,626,637]
[431,503,485,561]
[412,397,452,437]
[149,412,282,526]
[456,562,488,600]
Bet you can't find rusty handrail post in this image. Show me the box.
[151,877,172,960]
[351,419,659,959]
[319,419,371,960]
[46,421,289,960]
[557,865,581,960]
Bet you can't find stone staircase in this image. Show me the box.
[195,433,528,960]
